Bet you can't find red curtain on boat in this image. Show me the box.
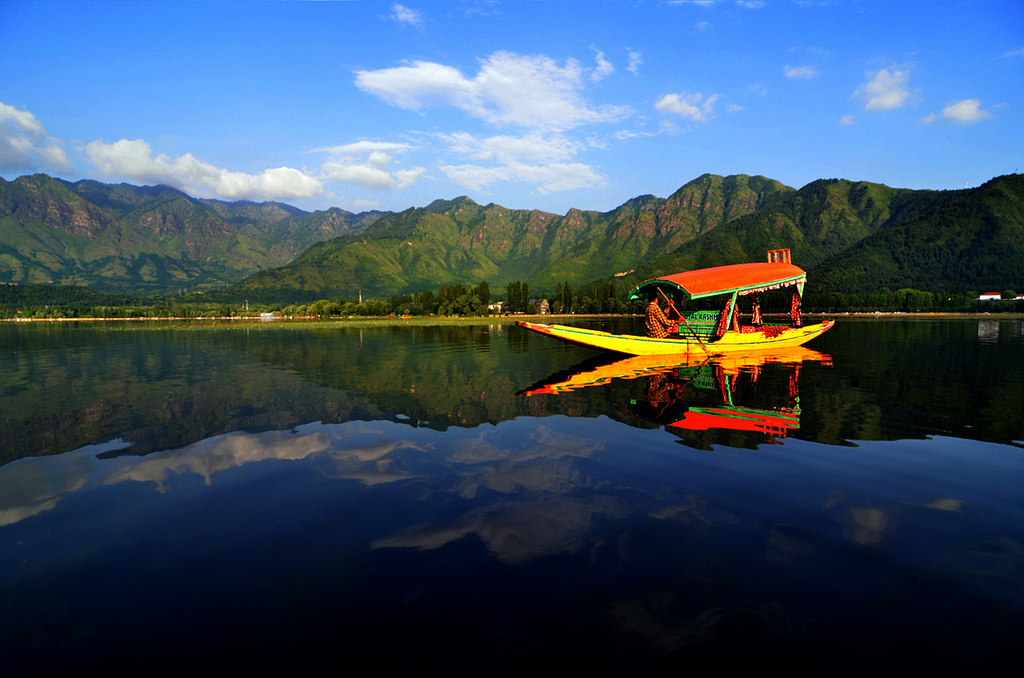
[790,291,803,328]
[715,298,732,339]
[751,298,763,327]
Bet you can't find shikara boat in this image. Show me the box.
[517,249,834,356]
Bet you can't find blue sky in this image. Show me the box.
[1,1,1021,215]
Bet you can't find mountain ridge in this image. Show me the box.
[0,174,384,293]
[229,173,795,301]
[2,172,1020,301]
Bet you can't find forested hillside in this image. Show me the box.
[229,174,793,301]
[238,173,1024,304]
[610,179,962,290]
[809,173,1024,294]
[3,172,1020,305]
[0,174,384,293]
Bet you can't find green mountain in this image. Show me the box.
[5,172,1020,302]
[236,173,1023,302]
[230,173,795,301]
[809,173,1024,295]
[610,178,964,291]
[0,174,384,293]
[602,175,1024,300]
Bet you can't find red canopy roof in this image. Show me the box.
[628,262,806,300]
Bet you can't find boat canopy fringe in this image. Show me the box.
[627,262,806,301]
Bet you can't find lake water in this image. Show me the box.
[2,316,1023,673]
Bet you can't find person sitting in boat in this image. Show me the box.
[646,290,679,338]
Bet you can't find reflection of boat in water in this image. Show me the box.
[639,363,802,439]
[519,348,831,444]
[518,249,834,356]
[518,347,831,395]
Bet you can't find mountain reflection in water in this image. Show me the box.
[1,317,1023,673]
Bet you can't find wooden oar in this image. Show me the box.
[657,287,711,357]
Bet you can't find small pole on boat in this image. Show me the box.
[658,287,711,357]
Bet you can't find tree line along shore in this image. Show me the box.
[2,280,1022,321]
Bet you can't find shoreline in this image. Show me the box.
[4,311,1024,324]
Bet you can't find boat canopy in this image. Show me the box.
[627,261,806,301]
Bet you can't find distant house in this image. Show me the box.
[530,298,550,314]
[978,293,1002,301]
[488,299,549,314]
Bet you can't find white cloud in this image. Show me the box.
[0,102,45,137]
[390,3,424,28]
[655,92,721,122]
[853,66,915,111]
[436,129,604,195]
[0,101,70,172]
[439,161,604,195]
[440,131,581,164]
[695,21,713,31]
[726,104,745,113]
[315,141,426,190]
[627,49,643,75]
[591,47,614,82]
[1000,47,1024,59]
[840,114,856,126]
[355,60,473,111]
[923,99,994,125]
[737,1,766,8]
[320,162,396,189]
[942,99,993,124]
[745,82,769,98]
[392,167,427,189]
[83,138,322,201]
[464,1,500,19]
[784,65,820,79]
[354,51,632,132]
[312,141,414,155]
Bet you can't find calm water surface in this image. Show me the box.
[1,317,1022,673]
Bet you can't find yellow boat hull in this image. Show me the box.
[516,319,835,356]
